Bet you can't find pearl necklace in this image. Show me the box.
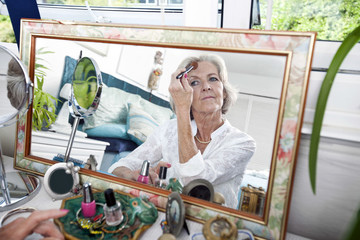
[195,135,211,144]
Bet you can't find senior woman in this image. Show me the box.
[109,54,256,209]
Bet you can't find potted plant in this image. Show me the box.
[309,24,360,239]
[32,48,61,131]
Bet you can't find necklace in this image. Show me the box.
[195,135,211,144]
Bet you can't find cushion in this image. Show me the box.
[126,103,161,145]
[82,86,141,130]
[138,98,175,124]
[84,123,130,139]
[86,136,138,153]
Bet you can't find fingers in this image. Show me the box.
[20,210,68,238]
[148,169,158,185]
[181,73,193,92]
[0,209,68,240]
[26,209,69,226]
[154,161,171,175]
[33,220,64,240]
[169,68,186,93]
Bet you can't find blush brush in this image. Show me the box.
[176,62,198,79]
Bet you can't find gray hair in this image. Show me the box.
[170,54,237,118]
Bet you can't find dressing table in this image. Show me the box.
[0,155,200,239]
[0,155,308,240]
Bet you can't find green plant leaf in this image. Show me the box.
[309,24,360,194]
[345,208,360,240]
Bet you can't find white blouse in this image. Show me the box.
[108,118,256,209]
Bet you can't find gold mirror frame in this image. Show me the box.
[14,19,316,240]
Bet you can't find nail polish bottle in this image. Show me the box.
[155,166,167,189]
[103,188,123,226]
[137,160,150,184]
[81,182,96,218]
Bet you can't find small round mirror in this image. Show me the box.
[70,57,102,118]
[0,45,40,211]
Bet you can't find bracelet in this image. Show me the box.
[0,207,36,228]
[76,203,105,222]
[101,212,128,234]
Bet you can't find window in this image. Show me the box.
[254,0,360,41]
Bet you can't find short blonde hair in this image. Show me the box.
[170,54,237,118]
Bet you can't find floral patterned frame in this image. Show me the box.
[15,19,316,240]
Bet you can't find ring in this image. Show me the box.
[0,207,36,228]
[101,212,128,234]
[76,203,105,222]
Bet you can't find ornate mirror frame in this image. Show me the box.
[14,19,316,240]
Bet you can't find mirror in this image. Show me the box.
[28,36,282,210]
[43,54,103,200]
[0,45,40,211]
[15,19,316,240]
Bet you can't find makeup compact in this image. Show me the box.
[183,179,214,203]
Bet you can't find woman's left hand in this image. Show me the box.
[0,209,68,240]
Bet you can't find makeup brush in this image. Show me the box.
[176,62,198,79]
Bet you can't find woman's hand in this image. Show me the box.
[0,209,68,240]
[169,68,193,116]
[113,163,171,185]
[112,166,139,181]
[149,161,172,184]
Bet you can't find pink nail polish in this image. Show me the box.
[167,163,172,167]
[81,182,96,218]
[61,209,69,213]
[184,73,188,78]
[137,160,150,184]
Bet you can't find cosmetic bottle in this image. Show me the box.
[155,166,168,189]
[81,182,96,218]
[137,160,150,184]
[103,188,123,226]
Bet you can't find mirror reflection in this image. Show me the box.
[0,48,29,127]
[72,57,99,110]
[29,37,287,214]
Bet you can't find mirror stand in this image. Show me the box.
[63,115,81,194]
[43,112,81,200]
[43,55,102,200]
[0,45,40,211]
[0,151,40,211]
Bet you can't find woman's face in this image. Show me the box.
[188,61,225,115]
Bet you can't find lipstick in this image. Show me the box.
[137,160,150,184]
[81,182,96,218]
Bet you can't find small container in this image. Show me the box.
[155,166,168,189]
[137,160,150,184]
[103,188,123,226]
[81,182,96,218]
